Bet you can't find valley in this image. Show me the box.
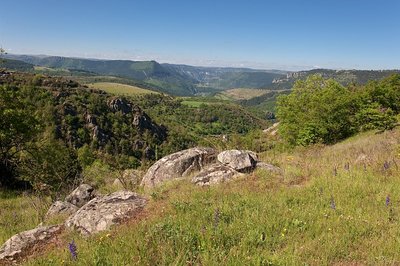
[1,52,400,266]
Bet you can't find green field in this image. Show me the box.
[86,82,158,96]
[218,88,270,100]
[181,100,212,107]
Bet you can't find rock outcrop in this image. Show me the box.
[65,191,147,236]
[141,147,217,189]
[0,225,62,263]
[65,184,96,208]
[192,164,243,186]
[217,150,258,172]
[256,162,282,173]
[141,147,281,188]
[45,201,78,220]
[108,97,132,114]
[263,122,279,136]
[44,184,95,221]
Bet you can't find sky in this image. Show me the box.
[1,0,399,71]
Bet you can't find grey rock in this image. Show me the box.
[141,147,217,189]
[45,201,78,221]
[108,97,132,114]
[263,122,280,136]
[192,164,243,186]
[65,191,147,236]
[0,225,62,263]
[65,184,96,208]
[256,162,282,173]
[217,150,258,172]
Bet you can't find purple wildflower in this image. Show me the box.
[213,208,220,229]
[386,195,390,206]
[68,240,77,260]
[383,161,390,171]
[330,196,336,210]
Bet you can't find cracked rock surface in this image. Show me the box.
[65,191,147,236]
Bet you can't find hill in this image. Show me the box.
[0,58,34,71]
[4,54,198,96]
[4,54,287,96]
[162,64,286,90]
[3,123,400,265]
[272,68,400,89]
[0,71,269,190]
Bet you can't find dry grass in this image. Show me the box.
[219,88,269,100]
[86,82,158,96]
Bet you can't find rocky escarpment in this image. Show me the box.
[0,72,167,163]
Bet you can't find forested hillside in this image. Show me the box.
[0,71,267,193]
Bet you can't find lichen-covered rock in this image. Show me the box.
[217,150,258,172]
[0,225,62,263]
[141,147,217,189]
[45,201,78,221]
[65,191,147,236]
[192,164,243,186]
[256,162,282,173]
[65,184,96,208]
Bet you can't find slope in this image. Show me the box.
[16,126,400,265]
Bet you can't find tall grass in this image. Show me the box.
[11,128,400,265]
[0,191,51,244]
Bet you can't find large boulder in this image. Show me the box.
[65,191,147,236]
[217,150,258,172]
[45,201,78,221]
[65,184,96,208]
[0,225,62,263]
[192,164,243,186]
[141,147,217,189]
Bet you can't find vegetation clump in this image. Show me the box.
[277,74,399,145]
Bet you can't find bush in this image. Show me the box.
[276,74,399,146]
[277,75,354,145]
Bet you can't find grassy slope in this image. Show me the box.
[86,82,158,96]
[1,128,399,265]
[216,88,270,101]
[0,192,50,245]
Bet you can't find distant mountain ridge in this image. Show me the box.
[3,54,399,96]
[3,54,286,95]
[271,68,400,89]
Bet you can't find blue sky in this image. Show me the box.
[1,0,399,70]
